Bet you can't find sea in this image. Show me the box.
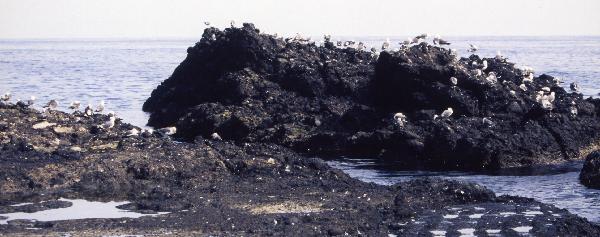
[1,36,599,222]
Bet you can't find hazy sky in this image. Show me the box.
[1,0,599,38]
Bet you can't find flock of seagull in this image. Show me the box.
[0,95,184,138]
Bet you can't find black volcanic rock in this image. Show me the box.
[3,103,599,235]
[143,23,600,171]
[580,150,600,189]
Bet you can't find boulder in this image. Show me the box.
[143,23,600,171]
[580,151,600,189]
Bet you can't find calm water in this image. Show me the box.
[1,36,599,222]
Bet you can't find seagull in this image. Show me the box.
[482,60,488,70]
[441,108,453,118]
[450,77,458,86]
[474,69,483,77]
[495,51,504,60]
[204,21,210,26]
[519,84,528,91]
[482,117,494,126]
[509,90,516,96]
[126,128,140,136]
[230,20,236,28]
[1,92,10,102]
[157,126,177,136]
[415,33,428,40]
[541,87,551,92]
[411,37,420,44]
[486,72,498,83]
[211,132,222,140]
[523,73,534,83]
[96,100,105,113]
[27,96,36,106]
[84,104,93,117]
[45,100,58,110]
[393,113,407,127]
[357,42,365,51]
[101,115,116,129]
[381,38,390,51]
[69,101,81,110]
[437,36,451,45]
[570,82,579,92]
[401,38,411,46]
[324,34,331,42]
[468,44,478,53]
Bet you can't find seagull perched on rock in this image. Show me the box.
[27,96,36,106]
[468,44,478,53]
[393,113,407,127]
[1,92,11,102]
[230,20,236,28]
[211,132,222,140]
[434,35,450,45]
[495,51,504,60]
[357,42,365,51]
[441,108,453,118]
[101,115,116,129]
[482,60,488,70]
[323,34,331,42]
[96,100,105,113]
[450,77,458,86]
[84,104,93,117]
[401,38,411,46]
[69,101,81,110]
[44,100,58,110]
[204,21,210,26]
[570,82,579,92]
[415,33,428,40]
[486,72,498,84]
[127,128,140,137]
[381,38,390,51]
[157,127,177,136]
[519,84,528,91]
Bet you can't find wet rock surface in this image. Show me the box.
[1,104,599,235]
[580,150,600,189]
[143,23,600,171]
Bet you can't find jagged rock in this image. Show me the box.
[580,151,600,189]
[143,23,600,172]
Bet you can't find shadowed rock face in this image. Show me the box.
[581,151,600,189]
[143,23,600,171]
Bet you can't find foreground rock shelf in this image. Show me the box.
[143,23,600,171]
[581,151,600,189]
[1,104,599,235]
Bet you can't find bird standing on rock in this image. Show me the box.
[1,92,11,102]
[441,108,453,118]
[204,21,210,26]
[157,126,177,136]
[84,104,93,117]
[450,77,458,86]
[393,113,407,127]
[211,132,222,140]
[27,96,36,106]
[101,115,116,129]
[45,100,58,110]
[69,101,81,110]
[96,100,105,113]
[468,44,478,53]
[381,38,390,51]
[570,82,580,92]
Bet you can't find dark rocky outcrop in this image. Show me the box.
[580,150,600,189]
[1,103,599,236]
[143,23,600,171]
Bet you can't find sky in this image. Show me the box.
[0,0,599,39]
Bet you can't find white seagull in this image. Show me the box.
[450,77,458,86]
[96,100,105,113]
[211,132,222,140]
[441,108,454,118]
[69,101,81,110]
[393,113,407,127]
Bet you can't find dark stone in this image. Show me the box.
[580,151,600,189]
[143,24,600,172]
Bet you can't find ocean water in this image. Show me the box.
[1,36,600,222]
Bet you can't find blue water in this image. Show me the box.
[1,36,600,223]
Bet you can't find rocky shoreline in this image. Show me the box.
[2,23,600,236]
[0,102,598,235]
